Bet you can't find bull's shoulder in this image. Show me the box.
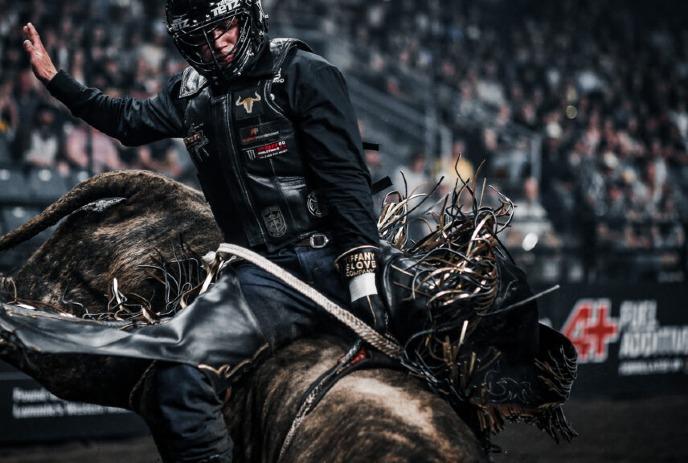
[227,336,485,462]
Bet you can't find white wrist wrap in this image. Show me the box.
[349,273,378,302]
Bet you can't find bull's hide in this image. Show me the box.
[0,170,487,462]
[228,336,484,462]
[0,170,222,310]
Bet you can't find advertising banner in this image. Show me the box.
[0,361,147,443]
[537,283,688,398]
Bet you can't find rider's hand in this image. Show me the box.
[22,23,58,84]
[335,246,388,333]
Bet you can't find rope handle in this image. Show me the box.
[204,244,401,358]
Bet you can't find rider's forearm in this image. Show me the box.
[47,70,186,146]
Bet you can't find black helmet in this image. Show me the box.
[166,0,269,83]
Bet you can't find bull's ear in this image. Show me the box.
[179,66,208,99]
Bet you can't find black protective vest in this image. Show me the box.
[180,39,329,252]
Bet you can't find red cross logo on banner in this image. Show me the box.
[562,299,620,363]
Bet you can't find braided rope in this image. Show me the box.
[278,340,362,461]
[214,244,401,359]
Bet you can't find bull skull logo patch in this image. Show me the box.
[236,93,262,114]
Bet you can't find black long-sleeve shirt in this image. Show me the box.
[46,45,380,253]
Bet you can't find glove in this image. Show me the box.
[335,246,388,333]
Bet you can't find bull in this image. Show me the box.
[0,170,487,462]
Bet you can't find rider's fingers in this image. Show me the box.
[22,39,33,52]
[25,23,44,49]
[22,39,37,58]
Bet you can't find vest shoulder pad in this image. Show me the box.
[269,38,313,74]
[179,67,209,99]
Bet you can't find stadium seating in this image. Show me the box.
[0,168,31,204]
[27,168,69,203]
[1,206,41,233]
[65,169,91,190]
[0,139,13,167]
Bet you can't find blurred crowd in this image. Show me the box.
[0,0,189,179]
[0,0,687,280]
[273,0,688,279]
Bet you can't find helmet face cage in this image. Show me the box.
[166,0,268,83]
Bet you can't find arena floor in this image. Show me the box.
[493,395,688,463]
[0,396,686,462]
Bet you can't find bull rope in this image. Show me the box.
[202,243,402,359]
[201,244,403,461]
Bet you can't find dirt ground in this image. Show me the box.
[493,395,688,463]
[0,395,686,462]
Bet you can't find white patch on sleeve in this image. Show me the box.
[349,273,377,301]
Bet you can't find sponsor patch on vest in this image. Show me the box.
[307,190,328,218]
[245,140,288,161]
[262,206,288,238]
[239,122,281,146]
[184,126,210,163]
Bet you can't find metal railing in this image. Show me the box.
[270,20,453,164]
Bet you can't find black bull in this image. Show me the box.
[0,170,485,462]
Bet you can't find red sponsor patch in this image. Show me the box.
[184,131,207,150]
[245,140,288,160]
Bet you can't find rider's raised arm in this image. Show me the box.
[23,22,185,146]
[46,71,187,146]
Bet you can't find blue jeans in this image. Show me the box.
[141,243,348,463]
[234,244,349,348]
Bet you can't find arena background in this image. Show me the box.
[1,0,687,461]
